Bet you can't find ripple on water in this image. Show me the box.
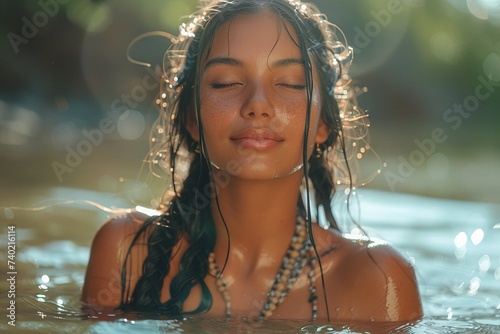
[87,319,185,334]
[18,240,90,268]
[5,189,499,333]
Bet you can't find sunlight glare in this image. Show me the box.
[454,231,467,248]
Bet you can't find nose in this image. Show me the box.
[241,83,274,119]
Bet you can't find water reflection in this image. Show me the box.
[478,255,491,274]
[470,228,484,245]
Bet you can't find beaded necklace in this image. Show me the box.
[208,217,318,321]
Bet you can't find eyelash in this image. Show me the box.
[210,83,240,89]
[279,83,306,90]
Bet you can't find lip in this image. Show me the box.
[230,127,284,151]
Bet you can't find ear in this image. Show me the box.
[315,118,330,144]
[186,107,200,142]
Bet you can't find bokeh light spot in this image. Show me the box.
[470,228,484,245]
[478,255,491,273]
[117,110,146,140]
[51,122,78,150]
[426,153,450,180]
[483,52,500,81]
[430,32,460,64]
[454,231,467,248]
[467,0,489,20]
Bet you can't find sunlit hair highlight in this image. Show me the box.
[149,0,374,215]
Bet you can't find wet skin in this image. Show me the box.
[82,10,423,323]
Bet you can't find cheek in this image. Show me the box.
[270,106,294,133]
[311,93,322,129]
[305,90,323,152]
[312,90,321,111]
[271,93,309,132]
[287,90,321,132]
[200,93,235,126]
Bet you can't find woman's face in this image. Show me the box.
[190,10,329,180]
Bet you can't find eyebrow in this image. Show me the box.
[271,58,304,68]
[204,57,242,70]
[203,57,304,70]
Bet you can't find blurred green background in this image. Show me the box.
[1,0,499,207]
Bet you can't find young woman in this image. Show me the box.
[82,0,423,323]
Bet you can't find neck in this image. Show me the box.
[210,169,303,264]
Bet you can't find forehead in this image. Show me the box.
[205,10,302,60]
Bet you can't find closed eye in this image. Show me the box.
[210,82,242,89]
[278,83,306,90]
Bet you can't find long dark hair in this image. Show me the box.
[119,0,367,317]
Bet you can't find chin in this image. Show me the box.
[226,165,303,181]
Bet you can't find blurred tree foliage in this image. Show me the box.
[0,0,498,199]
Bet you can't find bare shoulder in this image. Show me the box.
[92,211,148,249]
[87,211,151,263]
[315,228,423,322]
[81,211,151,309]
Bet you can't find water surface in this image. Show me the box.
[1,187,499,333]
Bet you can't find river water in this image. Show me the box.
[0,187,499,333]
